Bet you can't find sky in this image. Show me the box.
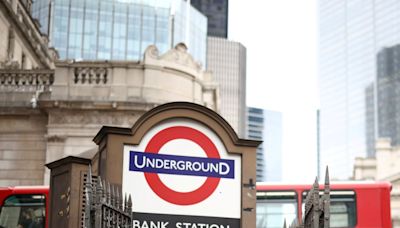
[228,1,319,182]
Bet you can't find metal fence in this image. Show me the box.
[81,169,133,228]
[285,168,330,228]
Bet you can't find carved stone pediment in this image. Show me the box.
[143,43,202,71]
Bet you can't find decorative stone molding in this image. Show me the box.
[49,110,140,126]
[46,135,67,143]
[144,45,159,59]
[0,60,20,70]
[144,43,202,71]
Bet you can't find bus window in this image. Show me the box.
[0,194,45,228]
[302,190,356,228]
[330,191,356,228]
[256,191,297,228]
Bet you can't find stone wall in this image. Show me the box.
[0,111,47,185]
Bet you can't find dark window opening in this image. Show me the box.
[0,194,46,228]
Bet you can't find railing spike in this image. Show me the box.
[110,184,114,207]
[115,186,120,209]
[95,176,103,205]
[127,194,132,214]
[84,187,91,228]
[106,181,111,205]
[102,179,107,203]
[325,166,330,188]
[118,187,123,210]
[124,193,128,212]
[314,176,319,188]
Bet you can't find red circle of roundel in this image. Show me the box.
[144,126,221,205]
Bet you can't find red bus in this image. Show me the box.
[0,186,49,228]
[0,182,391,228]
[256,182,392,228]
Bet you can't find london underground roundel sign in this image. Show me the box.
[143,126,225,205]
[122,118,241,222]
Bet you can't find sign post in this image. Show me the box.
[93,102,261,228]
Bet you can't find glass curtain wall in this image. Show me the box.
[319,0,400,179]
[32,0,207,65]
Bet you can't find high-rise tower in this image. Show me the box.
[376,45,400,148]
[206,37,246,137]
[319,1,400,179]
[247,107,282,182]
[191,0,228,38]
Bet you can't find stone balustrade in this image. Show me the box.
[0,69,54,91]
[73,67,108,85]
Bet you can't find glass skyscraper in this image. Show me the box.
[319,0,400,179]
[31,0,207,65]
[247,107,265,181]
[191,0,228,38]
[375,45,400,149]
[247,107,282,182]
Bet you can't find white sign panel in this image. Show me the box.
[122,118,241,222]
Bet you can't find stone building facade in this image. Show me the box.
[353,138,400,227]
[0,0,56,186]
[41,44,218,183]
[0,0,219,186]
[0,0,56,70]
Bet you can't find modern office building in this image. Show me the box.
[376,44,400,148]
[247,107,265,181]
[365,44,400,158]
[206,36,246,137]
[247,107,282,182]
[319,1,400,179]
[191,0,228,38]
[31,0,207,65]
[263,109,283,182]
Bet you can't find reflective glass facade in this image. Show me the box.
[319,0,400,179]
[376,45,400,148]
[247,107,282,182]
[247,107,265,181]
[31,0,207,65]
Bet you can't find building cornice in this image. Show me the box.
[55,60,142,69]
[38,100,159,111]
